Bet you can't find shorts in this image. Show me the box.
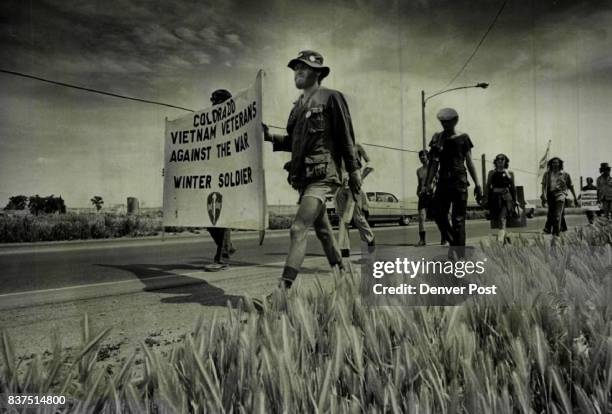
[298,181,339,204]
[418,193,431,210]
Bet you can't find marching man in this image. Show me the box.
[263,50,361,291]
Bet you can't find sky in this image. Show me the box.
[1,0,611,208]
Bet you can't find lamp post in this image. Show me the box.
[421,83,489,150]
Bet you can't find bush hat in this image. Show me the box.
[287,50,330,80]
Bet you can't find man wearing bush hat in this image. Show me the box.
[263,50,361,290]
[422,107,482,257]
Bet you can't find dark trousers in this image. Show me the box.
[433,186,468,247]
[544,213,567,233]
[207,228,231,261]
[544,194,566,236]
[585,211,595,224]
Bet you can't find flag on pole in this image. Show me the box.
[537,139,552,178]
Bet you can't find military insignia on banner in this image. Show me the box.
[207,192,223,225]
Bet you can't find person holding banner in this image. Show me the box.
[335,142,375,258]
[597,163,612,219]
[579,177,597,224]
[207,89,235,264]
[263,50,361,290]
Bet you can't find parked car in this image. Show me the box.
[326,191,413,226]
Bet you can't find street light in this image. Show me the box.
[420,83,489,150]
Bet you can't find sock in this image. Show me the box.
[280,266,299,289]
[419,231,426,242]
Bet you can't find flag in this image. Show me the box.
[537,139,551,178]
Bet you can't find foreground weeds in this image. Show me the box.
[1,223,612,413]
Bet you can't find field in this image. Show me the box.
[1,221,611,412]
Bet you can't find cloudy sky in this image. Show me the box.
[1,0,611,208]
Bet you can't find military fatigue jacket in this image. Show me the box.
[272,87,359,190]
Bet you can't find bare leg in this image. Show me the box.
[417,207,427,246]
[418,208,426,233]
[313,205,342,267]
[335,187,352,254]
[497,205,507,243]
[282,196,327,287]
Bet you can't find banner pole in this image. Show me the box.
[257,69,267,246]
[162,116,168,243]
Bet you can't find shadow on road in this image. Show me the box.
[158,283,243,307]
[264,252,326,257]
[97,262,244,308]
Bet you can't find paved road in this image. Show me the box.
[0,215,588,363]
[0,215,586,296]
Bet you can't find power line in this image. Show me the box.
[440,0,507,91]
[0,68,196,112]
[362,143,420,153]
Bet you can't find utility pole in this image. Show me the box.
[421,90,426,150]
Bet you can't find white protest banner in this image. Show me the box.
[580,190,599,211]
[163,70,267,230]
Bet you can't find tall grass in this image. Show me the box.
[1,223,611,412]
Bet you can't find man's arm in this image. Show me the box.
[329,93,358,173]
[541,173,547,206]
[422,134,439,194]
[357,143,371,164]
[596,177,603,201]
[465,150,482,201]
[509,171,518,203]
[567,173,578,204]
[329,93,361,196]
[482,170,493,207]
[416,170,422,196]
[262,124,292,152]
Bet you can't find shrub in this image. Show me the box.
[0,212,163,243]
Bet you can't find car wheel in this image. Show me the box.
[399,216,410,226]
